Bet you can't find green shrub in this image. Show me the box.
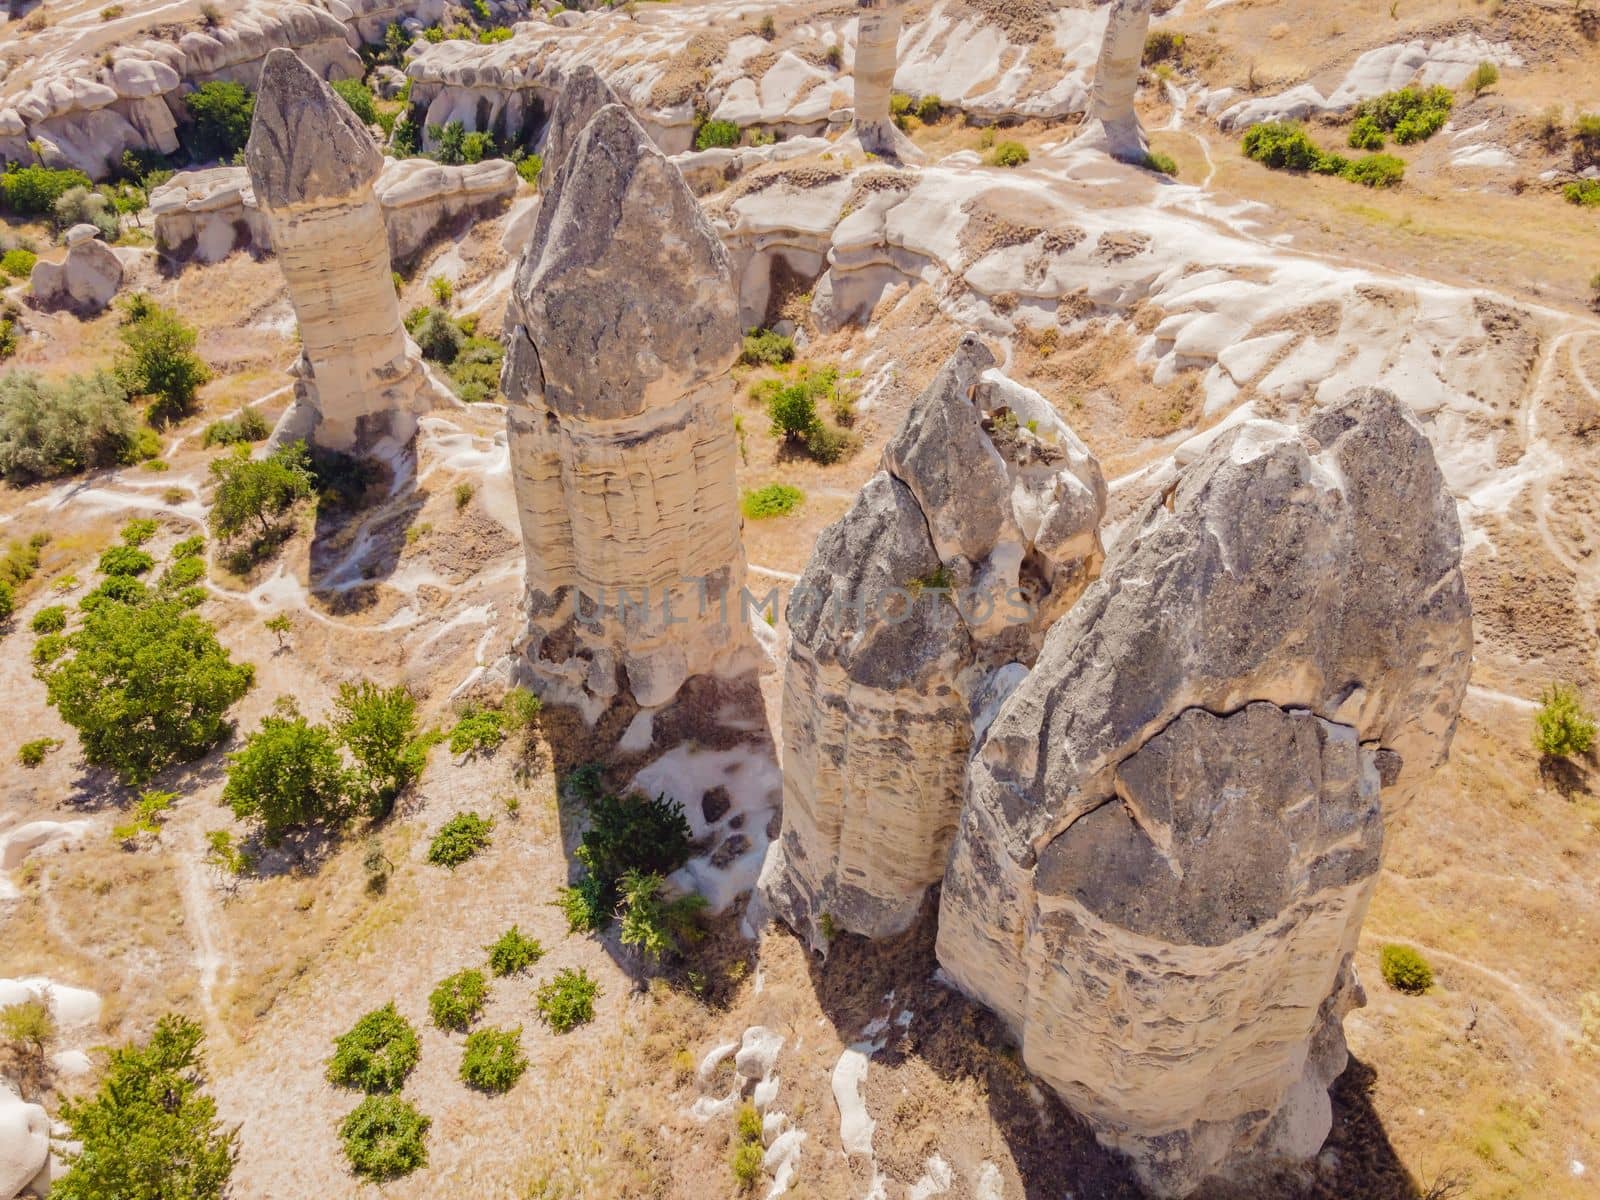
[1533,683,1596,758]
[30,604,66,634]
[1379,943,1434,995]
[1467,60,1499,97]
[333,681,429,816]
[428,969,488,1031]
[339,1095,429,1180]
[556,873,610,934]
[915,93,943,123]
[17,737,58,767]
[118,518,157,546]
[0,370,136,483]
[1353,85,1452,145]
[183,82,255,161]
[694,119,741,151]
[78,574,147,611]
[209,441,314,544]
[31,633,67,666]
[116,298,210,424]
[485,925,544,976]
[0,578,12,627]
[460,1026,526,1093]
[448,705,505,755]
[740,328,795,367]
[0,248,38,277]
[331,78,378,125]
[1242,121,1325,170]
[741,483,804,520]
[0,318,16,362]
[1142,151,1178,176]
[54,1014,235,1200]
[460,130,495,164]
[1342,153,1405,188]
[98,545,154,577]
[427,811,493,868]
[731,1139,765,1189]
[577,791,693,888]
[413,308,465,364]
[1348,115,1385,150]
[112,787,177,842]
[223,709,349,838]
[515,153,543,185]
[1,166,92,216]
[51,186,118,240]
[535,967,599,1033]
[1566,180,1600,207]
[1142,29,1185,64]
[44,598,253,785]
[326,1003,421,1093]
[159,554,206,592]
[201,408,270,447]
[617,870,707,962]
[989,140,1029,168]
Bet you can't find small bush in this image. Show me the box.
[339,1095,430,1181]
[223,711,349,839]
[0,370,136,483]
[17,737,58,767]
[1533,683,1596,758]
[535,968,599,1033]
[1242,121,1324,170]
[412,309,465,364]
[485,926,544,976]
[1566,180,1600,207]
[1,166,93,216]
[0,578,11,626]
[31,605,67,634]
[183,81,255,161]
[427,812,493,868]
[617,870,707,962]
[428,969,488,1031]
[1142,151,1178,176]
[695,119,741,151]
[515,153,543,186]
[331,78,378,126]
[0,248,38,278]
[31,633,66,666]
[327,1004,421,1093]
[742,483,804,520]
[201,409,270,447]
[449,705,505,756]
[740,328,795,367]
[1143,29,1185,64]
[731,1140,765,1190]
[1348,115,1385,150]
[1353,85,1452,145]
[454,481,474,509]
[577,791,693,886]
[556,873,611,934]
[120,518,158,546]
[989,140,1029,168]
[1379,944,1434,995]
[460,1026,526,1093]
[116,298,210,424]
[97,544,155,577]
[1467,61,1499,97]
[1342,153,1405,188]
[78,574,146,610]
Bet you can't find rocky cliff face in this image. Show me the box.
[501,101,752,719]
[935,388,1473,1197]
[245,49,442,454]
[758,335,1106,946]
[1073,0,1155,161]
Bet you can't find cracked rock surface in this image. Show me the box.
[936,387,1473,1197]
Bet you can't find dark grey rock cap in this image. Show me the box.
[245,48,383,209]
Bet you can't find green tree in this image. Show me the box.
[331,78,379,125]
[222,709,349,838]
[0,166,92,215]
[327,1003,420,1093]
[332,681,426,815]
[183,82,255,161]
[428,119,467,164]
[44,598,254,785]
[0,370,136,483]
[53,1014,236,1200]
[617,869,707,962]
[116,299,211,424]
[209,442,314,542]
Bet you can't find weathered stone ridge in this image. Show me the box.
[935,388,1473,1196]
[757,335,1107,946]
[245,49,443,454]
[502,102,750,716]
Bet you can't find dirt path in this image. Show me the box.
[178,827,230,1034]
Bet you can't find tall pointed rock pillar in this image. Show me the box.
[1072,0,1155,162]
[854,0,919,160]
[502,103,752,719]
[245,48,439,453]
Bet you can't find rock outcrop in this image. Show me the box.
[758,335,1106,946]
[1071,0,1154,162]
[936,389,1472,1196]
[537,65,620,183]
[27,227,123,314]
[245,49,442,453]
[502,102,752,718]
[853,0,918,160]
[0,1084,49,1200]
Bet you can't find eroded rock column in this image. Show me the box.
[245,48,440,453]
[936,389,1473,1197]
[1073,0,1155,161]
[854,0,917,159]
[502,103,752,718]
[758,336,1106,946]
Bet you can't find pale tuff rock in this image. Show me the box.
[28,229,123,314]
[0,1085,49,1200]
[853,0,919,161]
[150,159,517,267]
[1072,0,1154,162]
[245,49,443,454]
[757,335,1106,946]
[502,102,751,717]
[936,388,1472,1197]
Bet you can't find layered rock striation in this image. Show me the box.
[1071,0,1154,162]
[758,335,1106,945]
[936,388,1473,1196]
[245,48,442,453]
[501,101,753,717]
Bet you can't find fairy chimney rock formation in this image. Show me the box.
[245,48,440,453]
[502,103,752,718]
[853,0,920,160]
[1074,0,1155,162]
[540,65,622,185]
[757,335,1106,946]
[936,388,1473,1197]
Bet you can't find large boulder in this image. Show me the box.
[0,1085,49,1200]
[28,234,123,314]
[757,335,1106,945]
[936,388,1472,1196]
